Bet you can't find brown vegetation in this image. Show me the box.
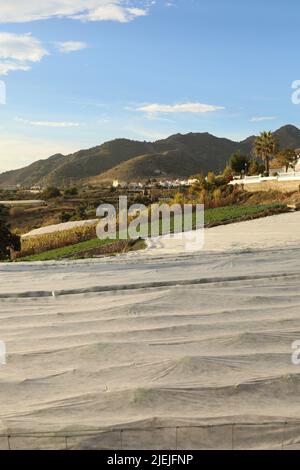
[20,223,97,258]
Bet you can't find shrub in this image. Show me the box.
[60,212,72,223]
[172,192,187,205]
[70,206,88,221]
[229,151,250,175]
[42,187,61,199]
[207,172,216,185]
[64,187,78,197]
[213,188,222,203]
[0,205,21,260]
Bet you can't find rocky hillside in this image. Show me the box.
[1,125,300,187]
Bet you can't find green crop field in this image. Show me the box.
[17,203,287,262]
[203,204,287,226]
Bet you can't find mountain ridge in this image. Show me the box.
[1,125,300,188]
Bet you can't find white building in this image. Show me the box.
[188,178,200,185]
[112,180,128,189]
[270,156,300,175]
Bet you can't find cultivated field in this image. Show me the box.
[1,212,300,449]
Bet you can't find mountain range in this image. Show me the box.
[1,124,300,188]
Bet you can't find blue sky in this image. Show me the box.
[1,0,300,171]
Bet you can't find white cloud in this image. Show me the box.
[0,62,31,75]
[137,102,225,115]
[15,117,81,128]
[0,32,48,75]
[0,1,149,23]
[0,32,48,62]
[250,116,276,122]
[56,41,88,53]
[75,5,147,22]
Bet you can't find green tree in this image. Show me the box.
[64,187,78,197]
[206,171,216,185]
[60,212,72,223]
[229,151,250,176]
[0,205,21,260]
[253,131,278,175]
[70,206,87,221]
[247,159,260,176]
[42,186,61,199]
[222,165,233,179]
[275,148,298,172]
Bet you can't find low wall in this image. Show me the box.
[230,178,300,193]
[242,180,300,193]
[0,200,45,207]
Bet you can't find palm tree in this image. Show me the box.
[253,131,278,175]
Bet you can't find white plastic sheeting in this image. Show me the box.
[1,212,300,449]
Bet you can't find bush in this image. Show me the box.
[172,192,187,206]
[212,188,222,203]
[60,212,72,223]
[42,187,61,199]
[207,172,216,185]
[248,160,260,176]
[70,206,87,221]
[64,187,78,197]
[0,205,21,260]
[229,151,250,175]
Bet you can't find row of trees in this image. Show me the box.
[229,131,299,176]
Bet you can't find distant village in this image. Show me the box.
[3,153,300,195]
[111,178,200,190]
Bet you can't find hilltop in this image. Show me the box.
[1,125,300,187]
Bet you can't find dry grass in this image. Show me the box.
[19,223,97,257]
